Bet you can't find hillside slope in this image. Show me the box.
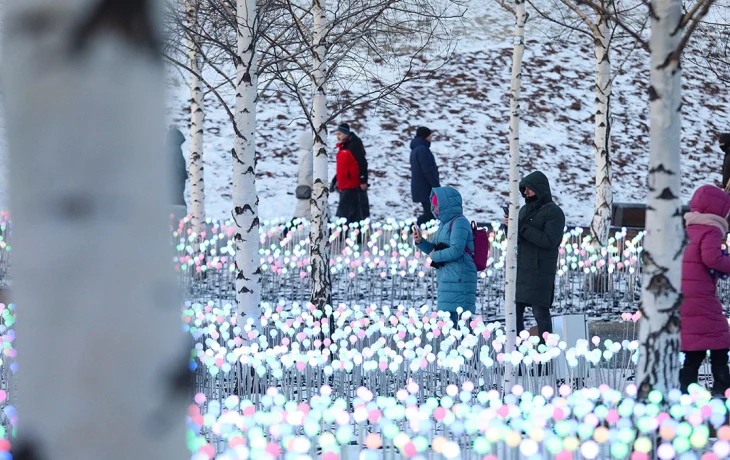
[164,2,729,225]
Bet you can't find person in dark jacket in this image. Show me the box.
[410,127,440,226]
[167,127,188,207]
[720,133,730,192]
[332,123,370,219]
[511,171,565,341]
[333,139,363,224]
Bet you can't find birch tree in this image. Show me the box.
[233,0,262,320]
[165,0,274,319]
[631,0,715,399]
[589,8,613,248]
[3,0,188,457]
[310,0,332,309]
[497,0,527,395]
[577,0,717,397]
[186,0,207,239]
[636,0,685,399]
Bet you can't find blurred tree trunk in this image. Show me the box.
[3,0,188,458]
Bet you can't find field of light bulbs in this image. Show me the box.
[169,216,730,460]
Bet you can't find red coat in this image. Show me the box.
[681,185,730,351]
[336,143,361,190]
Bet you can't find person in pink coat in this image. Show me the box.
[680,184,730,395]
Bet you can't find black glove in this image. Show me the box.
[330,175,338,193]
[430,260,445,269]
[430,243,449,268]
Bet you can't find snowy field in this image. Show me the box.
[158,1,730,226]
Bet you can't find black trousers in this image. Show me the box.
[360,189,370,219]
[681,349,730,391]
[336,189,363,223]
[516,302,553,341]
[449,311,473,333]
[417,201,435,226]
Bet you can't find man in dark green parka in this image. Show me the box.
[515,171,565,341]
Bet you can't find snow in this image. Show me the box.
[1,1,728,227]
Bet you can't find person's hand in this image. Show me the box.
[413,225,422,245]
[504,214,509,227]
[360,183,368,191]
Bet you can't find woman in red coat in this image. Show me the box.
[680,184,730,395]
[332,142,363,224]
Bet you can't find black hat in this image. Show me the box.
[416,127,433,138]
[334,123,352,136]
[720,133,730,150]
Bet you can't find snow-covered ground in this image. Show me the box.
[1,1,727,226]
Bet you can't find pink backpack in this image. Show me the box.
[450,217,489,271]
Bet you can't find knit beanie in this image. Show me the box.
[416,127,433,139]
[335,123,352,136]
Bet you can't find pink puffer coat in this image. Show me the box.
[681,185,730,351]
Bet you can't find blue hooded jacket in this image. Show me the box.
[415,187,478,313]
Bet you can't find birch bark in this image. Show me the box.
[589,14,613,248]
[503,0,527,394]
[233,0,262,319]
[187,0,206,239]
[636,0,684,399]
[310,0,333,311]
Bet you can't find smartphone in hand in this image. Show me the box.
[502,205,510,215]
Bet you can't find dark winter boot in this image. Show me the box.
[680,366,699,394]
[711,366,730,398]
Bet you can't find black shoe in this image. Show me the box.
[712,367,730,397]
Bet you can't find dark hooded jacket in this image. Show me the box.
[410,136,440,203]
[515,171,566,307]
[167,128,188,207]
[723,149,730,189]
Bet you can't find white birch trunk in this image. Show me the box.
[636,0,684,399]
[310,0,332,310]
[589,15,613,248]
[3,1,188,458]
[187,0,206,238]
[233,0,261,319]
[503,0,527,395]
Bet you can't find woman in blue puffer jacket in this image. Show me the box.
[413,187,478,324]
